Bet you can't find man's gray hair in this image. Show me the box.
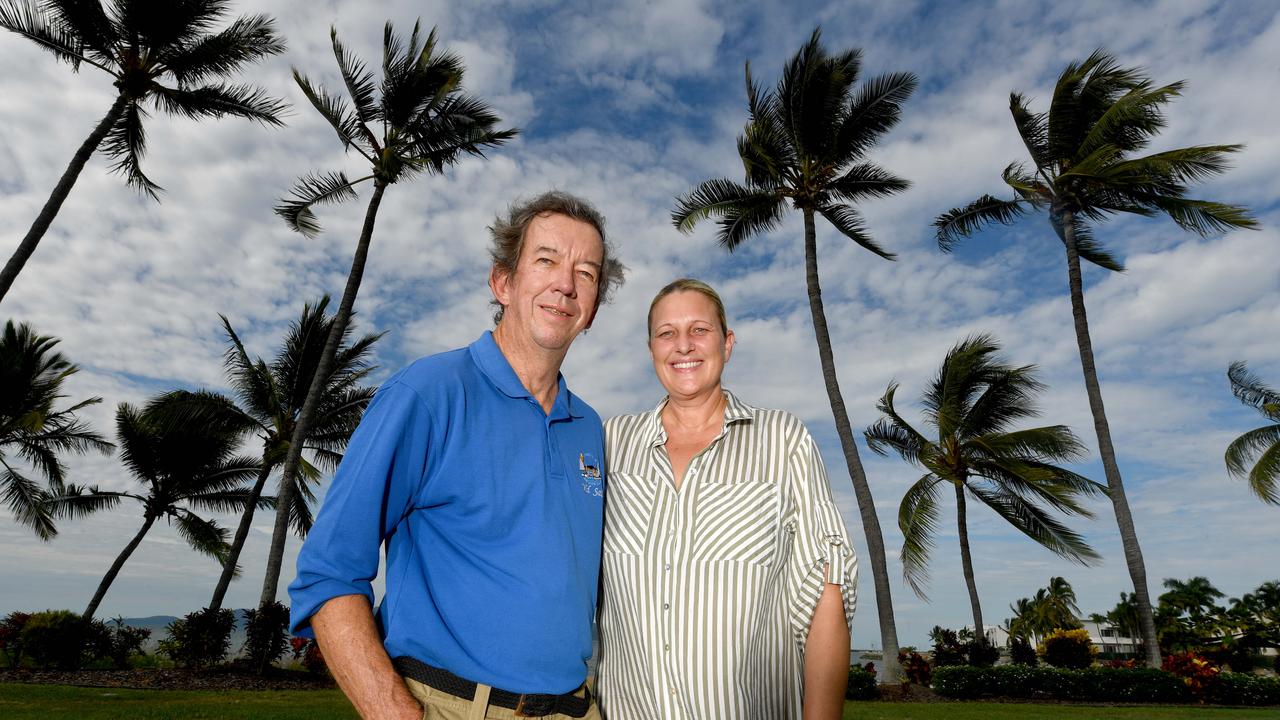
[488,191,625,323]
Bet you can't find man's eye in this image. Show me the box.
[578,270,596,281]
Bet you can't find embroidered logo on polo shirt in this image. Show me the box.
[578,452,603,497]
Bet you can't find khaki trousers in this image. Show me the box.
[404,676,602,720]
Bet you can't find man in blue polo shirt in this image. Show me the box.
[289,191,624,720]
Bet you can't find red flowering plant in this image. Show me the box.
[1105,657,1143,669]
[290,636,327,675]
[1163,651,1221,700]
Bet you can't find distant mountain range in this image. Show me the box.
[119,611,253,654]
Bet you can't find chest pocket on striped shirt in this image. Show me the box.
[691,481,779,566]
[603,471,653,556]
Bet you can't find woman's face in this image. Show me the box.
[648,290,735,400]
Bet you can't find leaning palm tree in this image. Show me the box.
[262,21,517,606]
[0,320,113,538]
[1040,575,1084,629]
[671,27,916,680]
[49,394,265,618]
[933,50,1257,667]
[153,297,379,611]
[865,335,1105,640]
[0,0,287,304]
[1225,361,1280,505]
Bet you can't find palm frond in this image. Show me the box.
[102,101,162,198]
[969,426,1087,464]
[1225,424,1280,504]
[934,195,1028,251]
[1149,196,1258,236]
[819,203,896,259]
[161,13,285,84]
[46,484,124,519]
[1009,92,1052,171]
[186,487,273,514]
[1061,217,1124,272]
[898,474,943,599]
[330,25,378,123]
[1,465,56,540]
[866,383,931,465]
[292,68,370,155]
[836,71,917,163]
[714,191,787,251]
[958,364,1045,438]
[968,483,1102,564]
[149,82,287,126]
[1228,361,1280,411]
[0,0,106,71]
[145,389,258,435]
[671,178,770,234]
[828,162,910,203]
[170,509,230,562]
[274,171,365,238]
[1073,81,1182,161]
[1001,162,1048,202]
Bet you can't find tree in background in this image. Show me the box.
[671,27,916,680]
[263,20,517,606]
[0,320,113,538]
[0,0,287,303]
[153,297,379,612]
[866,334,1105,641]
[48,394,265,618]
[934,50,1257,667]
[1225,361,1280,505]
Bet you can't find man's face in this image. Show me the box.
[490,212,604,354]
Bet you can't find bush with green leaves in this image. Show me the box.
[84,617,151,670]
[19,610,88,669]
[928,626,967,667]
[160,608,235,670]
[1038,627,1097,669]
[1009,635,1037,666]
[1207,671,1280,706]
[845,663,878,700]
[897,649,931,685]
[932,665,1192,703]
[242,601,291,672]
[967,639,999,667]
[0,611,31,667]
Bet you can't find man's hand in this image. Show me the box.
[802,577,850,720]
[312,594,423,720]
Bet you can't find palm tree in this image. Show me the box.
[1225,361,1280,504]
[933,50,1257,667]
[0,320,113,538]
[865,334,1105,641]
[1040,576,1084,629]
[0,0,287,304]
[671,27,916,680]
[153,297,379,612]
[262,21,517,606]
[49,394,266,618]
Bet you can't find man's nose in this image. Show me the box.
[552,264,577,297]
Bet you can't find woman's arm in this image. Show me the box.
[803,572,850,720]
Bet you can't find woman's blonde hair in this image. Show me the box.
[647,278,728,336]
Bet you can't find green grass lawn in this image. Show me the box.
[2,684,1275,720]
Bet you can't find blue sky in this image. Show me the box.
[1,0,1278,649]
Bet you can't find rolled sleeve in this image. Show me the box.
[785,431,858,648]
[287,380,431,636]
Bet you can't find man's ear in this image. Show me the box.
[489,265,510,308]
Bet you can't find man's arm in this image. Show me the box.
[802,574,850,720]
[312,594,422,720]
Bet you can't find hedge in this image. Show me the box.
[933,664,1280,706]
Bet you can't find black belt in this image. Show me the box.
[393,656,591,718]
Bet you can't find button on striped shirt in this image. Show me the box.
[596,390,857,720]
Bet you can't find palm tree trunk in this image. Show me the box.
[1058,211,1162,668]
[208,463,273,612]
[0,94,129,305]
[259,180,388,608]
[802,208,901,682]
[84,513,156,619]
[954,482,984,641]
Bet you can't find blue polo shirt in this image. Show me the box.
[288,331,606,694]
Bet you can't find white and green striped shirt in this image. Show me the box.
[596,390,857,720]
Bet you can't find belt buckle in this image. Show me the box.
[514,693,555,717]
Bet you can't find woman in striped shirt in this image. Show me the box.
[597,278,858,720]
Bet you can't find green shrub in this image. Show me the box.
[932,665,1193,704]
[0,611,32,667]
[1008,635,1037,666]
[845,664,878,700]
[1207,671,1280,706]
[928,626,967,667]
[1038,628,1097,669]
[242,601,290,673]
[931,665,985,698]
[84,617,151,669]
[160,607,234,670]
[967,639,999,667]
[19,610,87,670]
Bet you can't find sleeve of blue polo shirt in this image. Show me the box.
[288,379,430,637]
